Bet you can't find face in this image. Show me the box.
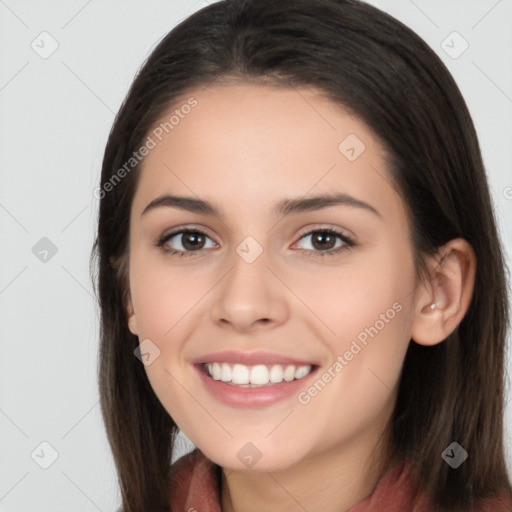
[126,83,420,472]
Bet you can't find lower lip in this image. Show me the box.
[195,364,318,409]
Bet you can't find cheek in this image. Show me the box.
[128,254,218,422]
[292,246,414,345]
[292,305,412,458]
[303,256,412,441]
[295,253,415,437]
[129,259,202,430]
[129,253,215,341]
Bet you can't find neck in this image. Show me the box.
[220,426,392,512]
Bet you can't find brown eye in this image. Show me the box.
[180,231,206,251]
[157,229,216,256]
[310,231,337,250]
[295,229,355,258]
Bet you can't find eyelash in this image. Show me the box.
[155,227,356,259]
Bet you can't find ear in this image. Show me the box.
[126,295,139,335]
[411,238,476,346]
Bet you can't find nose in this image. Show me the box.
[210,245,290,333]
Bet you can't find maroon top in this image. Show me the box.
[168,448,512,511]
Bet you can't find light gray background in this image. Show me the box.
[0,0,511,510]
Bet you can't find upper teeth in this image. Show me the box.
[205,362,313,386]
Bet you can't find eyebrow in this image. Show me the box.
[141,192,382,219]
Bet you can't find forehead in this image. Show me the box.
[132,83,402,222]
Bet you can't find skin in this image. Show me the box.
[125,83,476,512]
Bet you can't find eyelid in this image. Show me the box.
[294,224,355,242]
[158,224,217,241]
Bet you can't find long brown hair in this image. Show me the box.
[90,0,512,510]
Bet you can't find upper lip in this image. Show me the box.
[192,350,318,366]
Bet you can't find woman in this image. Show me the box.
[91,0,512,510]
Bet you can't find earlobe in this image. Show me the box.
[411,238,476,346]
[126,296,138,335]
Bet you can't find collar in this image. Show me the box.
[168,448,512,512]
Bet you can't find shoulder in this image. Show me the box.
[350,460,512,512]
[168,448,222,512]
[467,493,512,512]
[168,447,202,480]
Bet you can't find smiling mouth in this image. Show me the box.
[201,362,317,387]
